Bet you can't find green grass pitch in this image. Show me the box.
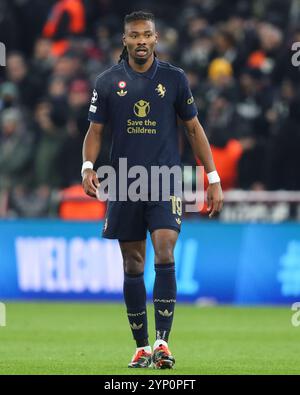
[0,302,300,375]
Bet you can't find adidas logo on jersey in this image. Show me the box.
[117,89,127,96]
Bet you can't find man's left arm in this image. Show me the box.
[182,116,224,218]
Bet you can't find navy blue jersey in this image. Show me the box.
[88,58,198,171]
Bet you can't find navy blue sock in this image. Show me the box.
[123,272,149,347]
[153,263,177,342]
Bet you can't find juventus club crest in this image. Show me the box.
[155,83,166,98]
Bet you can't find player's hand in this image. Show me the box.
[82,169,100,198]
[207,182,224,218]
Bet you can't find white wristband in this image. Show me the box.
[207,170,220,184]
[81,161,94,177]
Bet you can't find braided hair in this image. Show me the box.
[118,46,129,63]
[119,11,156,63]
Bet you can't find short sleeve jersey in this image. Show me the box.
[88,58,198,170]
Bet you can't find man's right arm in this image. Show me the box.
[82,121,105,198]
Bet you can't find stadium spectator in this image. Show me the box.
[52,51,85,81]
[265,95,300,190]
[33,100,67,188]
[58,79,90,186]
[30,38,54,88]
[0,108,33,216]
[6,52,44,109]
[0,82,19,111]
[196,92,255,191]
[42,0,86,57]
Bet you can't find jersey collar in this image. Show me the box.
[123,57,158,80]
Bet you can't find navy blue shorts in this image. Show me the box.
[102,197,182,241]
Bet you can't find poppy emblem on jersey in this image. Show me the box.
[118,81,126,89]
[134,100,150,117]
[91,89,98,104]
[155,83,166,98]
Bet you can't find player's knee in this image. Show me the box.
[154,244,174,263]
[123,251,145,275]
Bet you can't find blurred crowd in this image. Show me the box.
[1,0,300,218]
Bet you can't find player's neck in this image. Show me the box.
[128,54,155,73]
